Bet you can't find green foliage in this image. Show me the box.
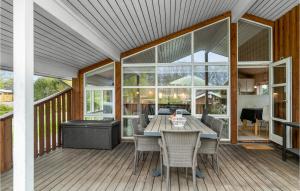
[0,104,13,116]
[0,78,13,90]
[34,77,70,101]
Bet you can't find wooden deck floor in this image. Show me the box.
[1,143,299,191]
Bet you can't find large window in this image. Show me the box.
[238,19,271,62]
[122,19,230,139]
[84,63,114,120]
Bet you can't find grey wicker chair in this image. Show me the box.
[198,118,224,175]
[132,118,160,174]
[204,115,215,127]
[159,130,201,191]
[201,108,208,123]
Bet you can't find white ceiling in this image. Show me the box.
[0,0,298,78]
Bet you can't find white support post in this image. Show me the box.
[13,0,34,191]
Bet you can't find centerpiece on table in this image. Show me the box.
[170,109,187,128]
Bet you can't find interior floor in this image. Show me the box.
[238,125,269,141]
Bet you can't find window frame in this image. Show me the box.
[121,18,231,141]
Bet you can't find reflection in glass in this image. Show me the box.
[123,118,136,137]
[273,86,286,119]
[123,48,155,63]
[194,20,229,62]
[123,66,155,86]
[195,89,227,114]
[238,20,271,61]
[86,90,91,113]
[194,65,229,86]
[219,118,229,139]
[123,88,155,115]
[158,88,191,114]
[158,34,192,63]
[85,64,114,87]
[85,90,113,115]
[273,120,283,137]
[157,66,192,86]
[273,64,286,84]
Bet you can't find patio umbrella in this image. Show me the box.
[170,75,205,86]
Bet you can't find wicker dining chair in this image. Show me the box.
[198,118,224,175]
[159,130,201,191]
[201,108,208,123]
[132,118,160,174]
[204,115,215,127]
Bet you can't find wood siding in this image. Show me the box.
[273,5,300,148]
[230,23,238,144]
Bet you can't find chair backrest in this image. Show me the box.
[160,130,201,167]
[132,118,144,135]
[144,111,150,125]
[201,108,208,123]
[205,115,214,127]
[262,105,270,121]
[211,119,224,139]
[139,114,148,128]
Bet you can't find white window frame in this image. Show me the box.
[121,18,231,141]
[84,63,115,120]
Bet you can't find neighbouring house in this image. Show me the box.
[0,89,13,102]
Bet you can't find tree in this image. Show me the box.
[34,77,70,101]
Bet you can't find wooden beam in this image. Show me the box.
[242,14,274,27]
[115,62,121,121]
[34,0,121,61]
[230,23,238,144]
[79,58,113,75]
[231,0,256,23]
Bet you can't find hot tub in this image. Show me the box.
[61,120,120,150]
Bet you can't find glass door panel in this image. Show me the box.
[270,58,291,145]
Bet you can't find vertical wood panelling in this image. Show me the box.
[67,91,71,120]
[115,62,121,121]
[38,104,45,156]
[57,96,62,146]
[0,116,13,173]
[52,98,57,150]
[62,94,66,123]
[34,107,38,158]
[45,102,51,153]
[273,5,300,147]
[230,23,238,144]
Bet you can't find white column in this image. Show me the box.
[13,0,34,190]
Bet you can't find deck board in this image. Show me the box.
[1,143,299,191]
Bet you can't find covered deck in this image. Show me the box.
[1,143,299,191]
[1,0,300,190]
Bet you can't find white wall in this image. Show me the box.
[237,95,269,125]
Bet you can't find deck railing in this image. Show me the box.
[0,88,72,173]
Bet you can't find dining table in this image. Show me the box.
[144,115,217,178]
[144,115,217,139]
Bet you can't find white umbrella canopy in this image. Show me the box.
[170,75,205,86]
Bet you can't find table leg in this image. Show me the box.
[254,119,258,136]
[242,120,247,129]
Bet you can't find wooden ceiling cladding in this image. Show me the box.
[248,0,299,21]
[62,0,238,52]
[1,0,299,76]
[0,0,107,72]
